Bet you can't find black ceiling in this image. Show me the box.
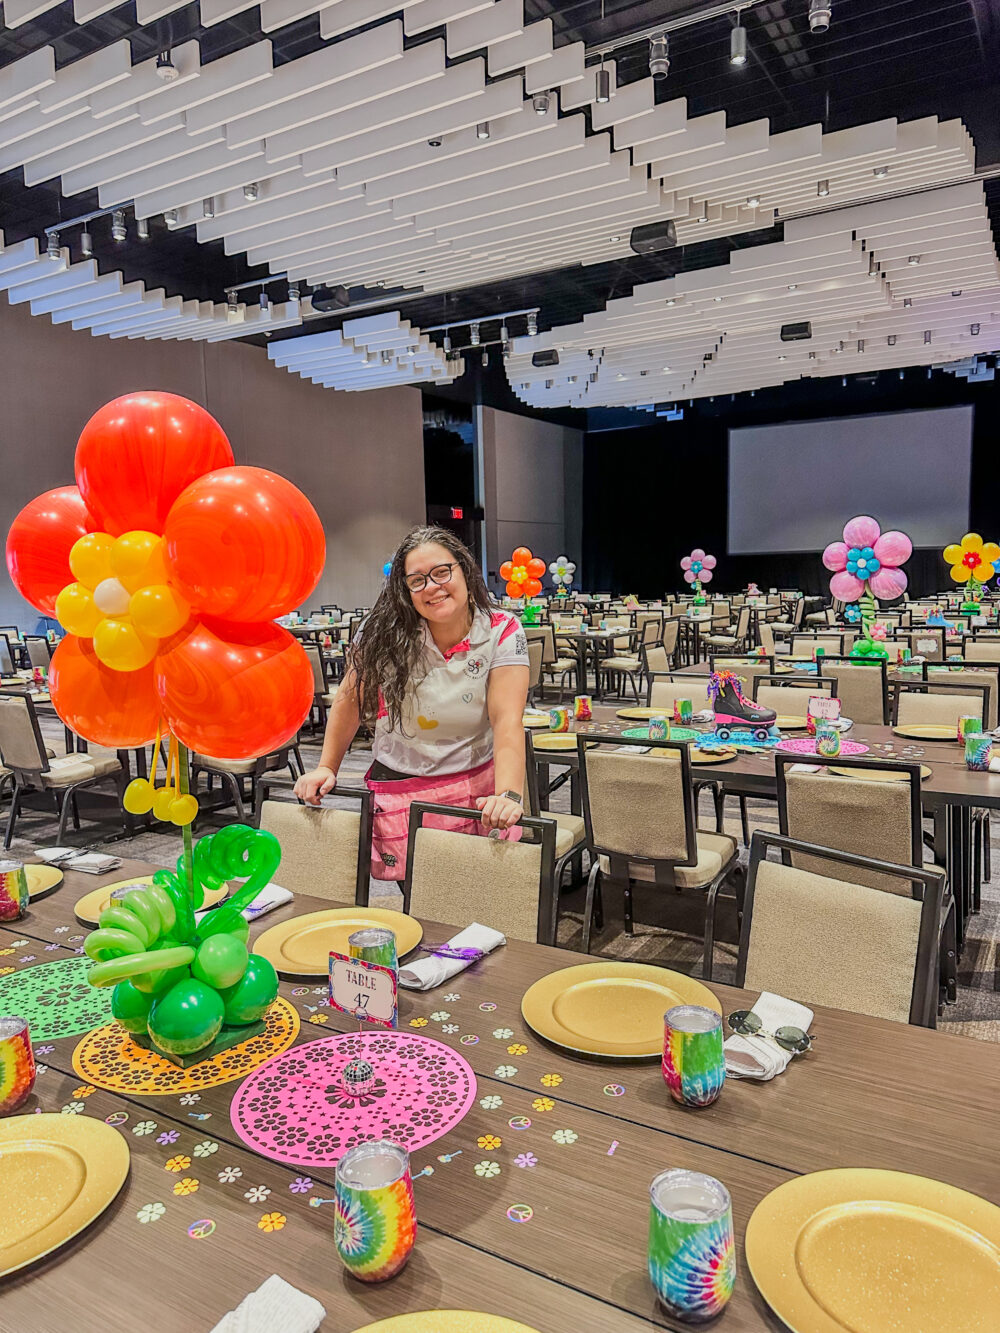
[2,0,999,347]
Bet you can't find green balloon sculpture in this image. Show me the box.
[84,823,281,1059]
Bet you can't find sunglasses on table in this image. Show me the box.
[727,1010,813,1054]
[404,562,459,593]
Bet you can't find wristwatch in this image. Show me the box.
[499,790,524,804]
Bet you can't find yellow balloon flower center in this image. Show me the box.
[55,530,190,673]
[512,564,527,583]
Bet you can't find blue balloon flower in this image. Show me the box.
[845,546,881,578]
[844,604,862,623]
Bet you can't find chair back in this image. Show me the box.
[758,621,776,655]
[894,680,989,728]
[647,673,712,709]
[24,637,51,670]
[791,633,849,657]
[924,665,998,728]
[661,618,680,656]
[962,638,1000,664]
[753,674,838,718]
[0,635,15,676]
[738,832,945,1026]
[302,642,327,694]
[258,783,372,904]
[776,753,921,896]
[906,628,945,662]
[642,643,671,675]
[526,639,543,691]
[639,616,663,645]
[525,624,555,665]
[733,606,751,640]
[0,695,48,774]
[578,736,696,869]
[709,657,773,692]
[808,657,887,724]
[403,803,557,944]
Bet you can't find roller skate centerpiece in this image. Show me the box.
[708,670,777,743]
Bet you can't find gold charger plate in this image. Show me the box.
[254,907,423,977]
[0,1113,129,1276]
[690,747,738,765]
[745,1168,1000,1333]
[521,961,721,1060]
[354,1316,541,1333]
[74,876,229,925]
[522,714,551,729]
[26,864,63,899]
[616,706,696,720]
[530,733,581,752]
[830,765,932,782]
[892,723,959,740]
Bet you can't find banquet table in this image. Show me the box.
[4,861,1000,1332]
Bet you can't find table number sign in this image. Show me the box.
[329,953,398,1029]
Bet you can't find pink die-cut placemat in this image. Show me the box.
[775,737,870,756]
[230,1030,477,1168]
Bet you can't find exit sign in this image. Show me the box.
[451,506,464,519]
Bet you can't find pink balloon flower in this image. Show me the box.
[681,549,716,585]
[821,515,911,601]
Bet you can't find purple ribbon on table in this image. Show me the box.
[417,944,487,961]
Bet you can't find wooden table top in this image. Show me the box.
[6,860,1000,1331]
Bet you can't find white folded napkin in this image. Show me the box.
[64,852,122,874]
[209,1275,325,1333]
[692,709,715,722]
[194,883,292,924]
[398,922,505,990]
[723,991,813,1081]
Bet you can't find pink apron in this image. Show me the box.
[365,758,521,881]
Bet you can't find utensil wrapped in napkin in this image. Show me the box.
[194,883,292,925]
[209,1275,325,1333]
[723,992,813,1081]
[398,922,505,990]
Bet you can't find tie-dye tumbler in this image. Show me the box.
[648,1168,736,1322]
[335,1140,416,1282]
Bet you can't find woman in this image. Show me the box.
[294,526,530,878]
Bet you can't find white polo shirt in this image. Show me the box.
[371,609,529,777]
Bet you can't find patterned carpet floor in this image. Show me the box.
[16,720,1000,1045]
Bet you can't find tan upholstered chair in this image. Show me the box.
[775,752,956,1003]
[646,673,713,710]
[709,657,774,693]
[526,639,543,703]
[0,694,126,846]
[752,674,838,720]
[257,782,372,904]
[893,679,989,729]
[526,625,574,701]
[738,832,946,1026]
[192,746,303,824]
[598,622,643,703]
[758,621,777,656]
[403,803,557,944]
[924,665,998,729]
[790,632,852,657]
[703,606,752,654]
[962,637,1000,665]
[808,657,888,724]
[23,636,52,671]
[525,731,590,892]
[577,735,740,975]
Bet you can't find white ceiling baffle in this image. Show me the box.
[504,182,1000,409]
[268,311,463,391]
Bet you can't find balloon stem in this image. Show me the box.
[177,742,195,913]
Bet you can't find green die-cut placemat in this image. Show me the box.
[0,955,112,1043]
[620,726,702,742]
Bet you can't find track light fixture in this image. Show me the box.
[808,0,831,32]
[746,194,760,207]
[227,289,239,313]
[79,228,93,258]
[730,22,747,66]
[532,91,550,115]
[595,64,611,103]
[111,210,127,242]
[46,230,60,260]
[482,351,489,368]
[202,198,215,220]
[971,323,981,336]
[907,255,921,265]
[887,334,897,346]
[259,290,269,312]
[288,283,300,301]
[816,179,830,197]
[476,121,490,140]
[648,34,669,79]
[470,321,480,346]
[923,330,932,345]
[155,50,178,82]
[873,165,889,179]
[903,298,913,308]
[136,216,149,240]
[526,311,538,336]
[164,209,180,229]
[443,333,451,352]
[243,182,259,201]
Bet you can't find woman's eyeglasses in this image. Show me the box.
[404,562,458,593]
[727,1010,813,1054]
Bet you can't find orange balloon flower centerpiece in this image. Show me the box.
[500,546,546,600]
[6,392,326,1064]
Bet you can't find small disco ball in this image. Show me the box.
[341,1057,376,1097]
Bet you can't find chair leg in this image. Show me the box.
[940,896,958,1006]
[739,795,750,847]
[71,793,81,831]
[56,790,71,845]
[581,861,601,954]
[703,877,724,980]
[984,813,991,882]
[4,783,23,850]
[623,880,634,936]
[223,774,247,822]
[712,785,726,833]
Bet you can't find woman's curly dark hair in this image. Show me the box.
[352,525,496,731]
